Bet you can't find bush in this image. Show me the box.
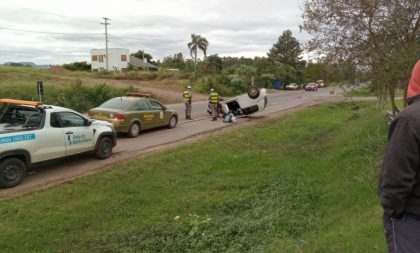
[194,76,235,96]
[112,71,159,81]
[63,61,91,72]
[0,81,139,113]
[256,74,276,88]
[229,77,248,93]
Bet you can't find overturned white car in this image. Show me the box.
[221,87,268,116]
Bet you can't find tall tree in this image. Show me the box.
[162,53,186,70]
[303,0,420,113]
[206,54,223,74]
[268,30,303,67]
[133,50,153,62]
[187,33,209,80]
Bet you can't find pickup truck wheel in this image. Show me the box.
[127,122,140,138]
[248,86,260,99]
[95,137,113,159]
[168,115,177,128]
[0,158,26,188]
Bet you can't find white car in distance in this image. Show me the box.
[285,83,300,90]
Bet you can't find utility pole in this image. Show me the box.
[143,50,147,71]
[101,17,111,71]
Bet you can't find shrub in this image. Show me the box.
[0,81,139,113]
[193,74,257,96]
[62,61,91,72]
[229,77,248,93]
[256,74,276,88]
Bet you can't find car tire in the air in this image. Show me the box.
[248,86,260,99]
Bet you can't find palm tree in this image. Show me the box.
[188,33,209,80]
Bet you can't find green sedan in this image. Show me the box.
[88,94,178,138]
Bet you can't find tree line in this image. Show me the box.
[158,30,360,94]
[302,0,420,112]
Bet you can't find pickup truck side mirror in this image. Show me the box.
[85,119,93,126]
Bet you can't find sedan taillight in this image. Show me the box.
[113,114,125,121]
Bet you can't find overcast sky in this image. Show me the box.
[0,0,309,65]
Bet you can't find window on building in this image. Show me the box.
[92,55,98,61]
[99,55,104,62]
[121,55,127,62]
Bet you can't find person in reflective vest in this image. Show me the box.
[209,88,219,121]
[183,86,192,120]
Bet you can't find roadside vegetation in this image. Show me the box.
[302,0,420,113]
[0,101,387,252]
[0,66,140,112]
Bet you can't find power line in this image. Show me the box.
[19,7,98,25]
[0,27,102,36]
[109,34,141,48]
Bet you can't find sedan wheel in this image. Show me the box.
[127,122,140,138]
[168,115,177,128]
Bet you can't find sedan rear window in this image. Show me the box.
[99,98,130,110]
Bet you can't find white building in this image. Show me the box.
[91,48,129,72]
[90,48,158,72]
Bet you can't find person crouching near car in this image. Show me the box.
[183,86,193,120]
[379,59,420,253]
[209,88,219,121]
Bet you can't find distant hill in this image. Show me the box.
[2,62,51,69]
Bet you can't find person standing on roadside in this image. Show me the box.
[209,88,219,121]
[183,86,193,120]
[379,60,420,253]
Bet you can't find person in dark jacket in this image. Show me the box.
[379,60,420,253]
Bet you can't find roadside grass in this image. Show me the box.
[0,66,189,104]
[346,87,376,97]
[346,85,404,98]
[0,80,138,113]
[0,101,387,252]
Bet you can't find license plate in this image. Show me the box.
[94,113,108,119]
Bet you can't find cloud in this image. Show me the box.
[0,0,309,64]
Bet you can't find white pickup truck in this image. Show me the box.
[0,99,117,188]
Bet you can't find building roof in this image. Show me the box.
[128,55,158,69]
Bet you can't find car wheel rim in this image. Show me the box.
[130,124,139,136]
[3,164,20,182]
[170,117,177,127]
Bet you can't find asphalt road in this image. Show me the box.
[0,87,344,198]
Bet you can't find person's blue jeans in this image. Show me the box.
[383,213,420,253]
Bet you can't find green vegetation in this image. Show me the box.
[345,86,376,97]
[0,101,387,252]
[346,85,404,99]
[303,0,419,110]
[63,61,91,72]
[0,66,139,112]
